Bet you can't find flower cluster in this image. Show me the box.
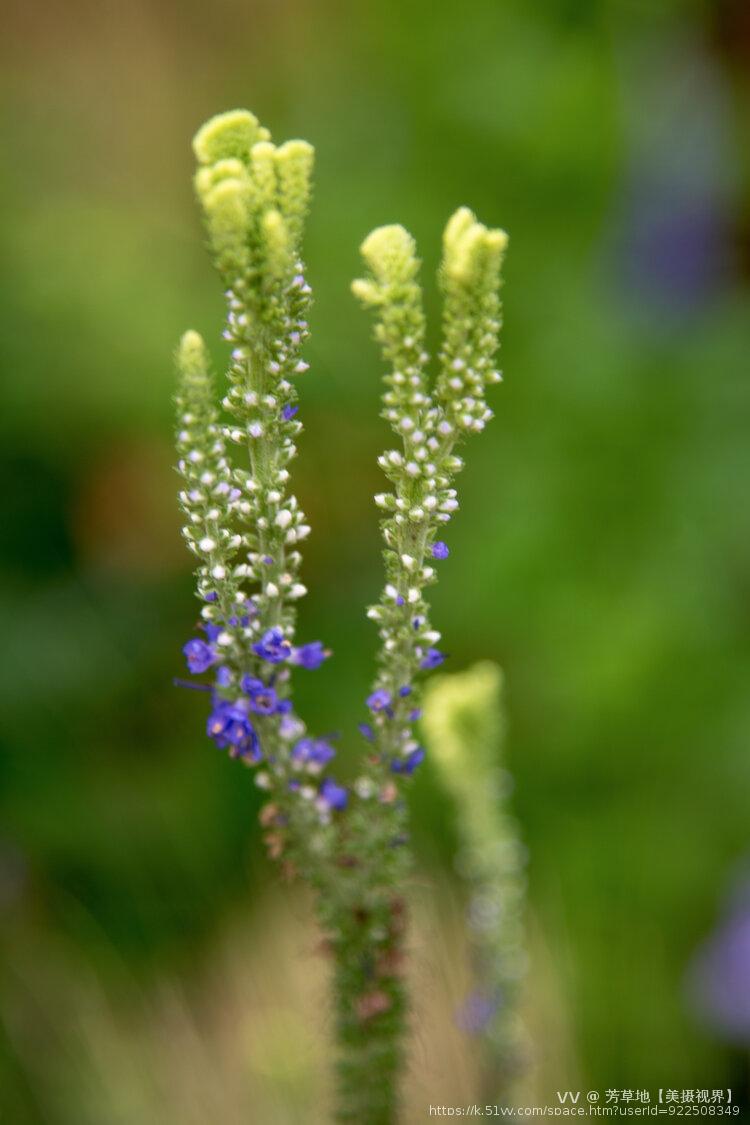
[175,106,514,1122]
[176,111,343,828]
[352,212,507,785]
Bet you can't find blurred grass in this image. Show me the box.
[1,0,750,1118]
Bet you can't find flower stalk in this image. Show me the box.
[174,108,509,1123]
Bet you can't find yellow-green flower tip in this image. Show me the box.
[249,141,278,208]
[276,138,314,165]
[177,329,207,372]
[194,158,248,200]
[176,331,212,393]
[360,224,419,285]
[486,228,509,254]
[442,207,508,286]
[443,206,476,252]
[351,278,382,306]
[250,139,277,161]
[193,109,267,166]
[203,177,248,230]
[445,221,487,284]
[261,209,291,277]
[422,662,504,776]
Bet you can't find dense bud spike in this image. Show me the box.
[177,112,337,833]
[275,140,314,248]
[353,205,507,793]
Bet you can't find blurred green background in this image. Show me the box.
[2,0,750,1119]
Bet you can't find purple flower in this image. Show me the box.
[203,624,222,643]
[228,613,251,627]
[455,990,500,1034]
[391,747,425,776]
[420,648,445,671]
[252,627,292,664]
[241,676,281,715]
[367,689,392,713]
[282,404,299,421]
[358,722,375,742]
[206,699,261,761]
[291,641,329,670]
[432,541,450,560]
[408,708,422,722]
[292,737,336,772]
[215,666,233,688]
[398,685,412,697]
[688,881,750,1043]
[319,777,348,811]
[203,591,218,602]
[183,638,217,674]
[279,712,303,740]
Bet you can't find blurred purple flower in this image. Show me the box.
[688,880,750,1043]
[455,989,501,1035]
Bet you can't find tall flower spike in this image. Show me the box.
[177,111,338,864]
[352,208,508,791]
